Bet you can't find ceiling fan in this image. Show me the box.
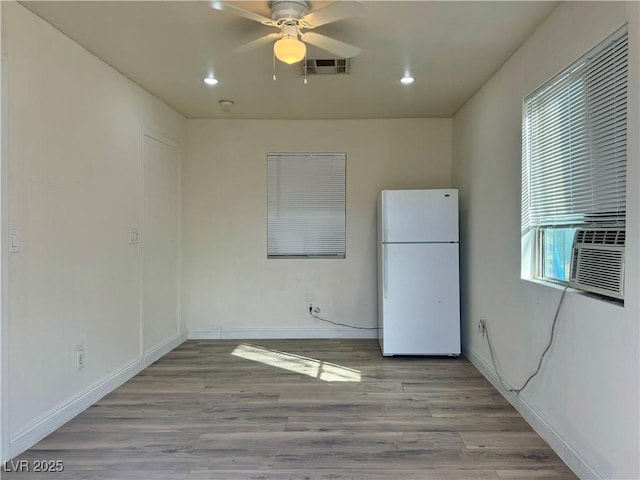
[211,0,363,64]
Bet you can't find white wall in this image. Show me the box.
[5,3,186,456]
[452,2,639,479]
[184,119,452,338]
[0,1,8,461]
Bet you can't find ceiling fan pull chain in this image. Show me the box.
[273,51,277,81]
[304,54,308,85]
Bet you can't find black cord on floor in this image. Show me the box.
[310,309,378,330]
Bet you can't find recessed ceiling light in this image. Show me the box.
[204,76,218,86]
[401,75,415,85]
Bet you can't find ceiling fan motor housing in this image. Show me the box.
[270,0,310,21]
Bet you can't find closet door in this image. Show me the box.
[142,132,180,357]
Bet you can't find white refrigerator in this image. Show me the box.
[377,189,460,356]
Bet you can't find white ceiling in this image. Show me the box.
[21,1,558,119]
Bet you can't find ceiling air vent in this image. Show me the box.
[569,228,625,300]
[303,58,350,75]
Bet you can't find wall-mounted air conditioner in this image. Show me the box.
[569,228,625,300]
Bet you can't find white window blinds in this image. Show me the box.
[267,153,346,258]
[522,26,627,232]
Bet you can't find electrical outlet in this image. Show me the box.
[9,228,20,253]
[75,345,85,370]
[129,227,140,245]
[308,303,322,314]
[478,319,486,337]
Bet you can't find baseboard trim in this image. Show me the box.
[188,327,378,340]
[463,344,599,480]
[143,333,183,368]
[179,329,189,343]
[9,333,186,459]
[9,357,143,459]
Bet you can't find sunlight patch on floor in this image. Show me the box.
[231,343,361,382]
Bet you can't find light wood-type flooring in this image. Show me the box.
[6,339,577,479]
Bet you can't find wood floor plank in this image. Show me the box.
[1,472,188,480]
[186,469,501,479]
[197,431,465,451]
[428,404,523,418]
[272,448,567,470]
[496,468,579,479]
[283,414,532,432]
[460,431,552,450]
[5,339,577,479]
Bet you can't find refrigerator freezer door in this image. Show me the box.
[381,243,460,356]
[382,189,458,243]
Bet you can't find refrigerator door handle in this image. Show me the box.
[382,196,387,243]
[383,244,388,299]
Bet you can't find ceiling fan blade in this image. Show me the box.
[210,1,276,26]
[302,32,361,58]
[235,33,281,53]
[302,1,364,28]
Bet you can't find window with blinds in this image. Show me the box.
[267,153,346,258]
[521,26,627,284]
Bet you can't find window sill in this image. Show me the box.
[268,255,346,259]
[522,277,624,308]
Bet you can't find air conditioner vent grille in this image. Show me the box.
[569,228,625,299]
[303,58,350,75]
[575,228,625,245]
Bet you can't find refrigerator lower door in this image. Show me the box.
[381,242,460,356]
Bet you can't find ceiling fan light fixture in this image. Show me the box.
[274,35,306,64]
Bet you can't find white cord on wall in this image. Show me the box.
[480,286,568,394]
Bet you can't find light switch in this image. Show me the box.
[9,228,20,253]
[129,227,140,245]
